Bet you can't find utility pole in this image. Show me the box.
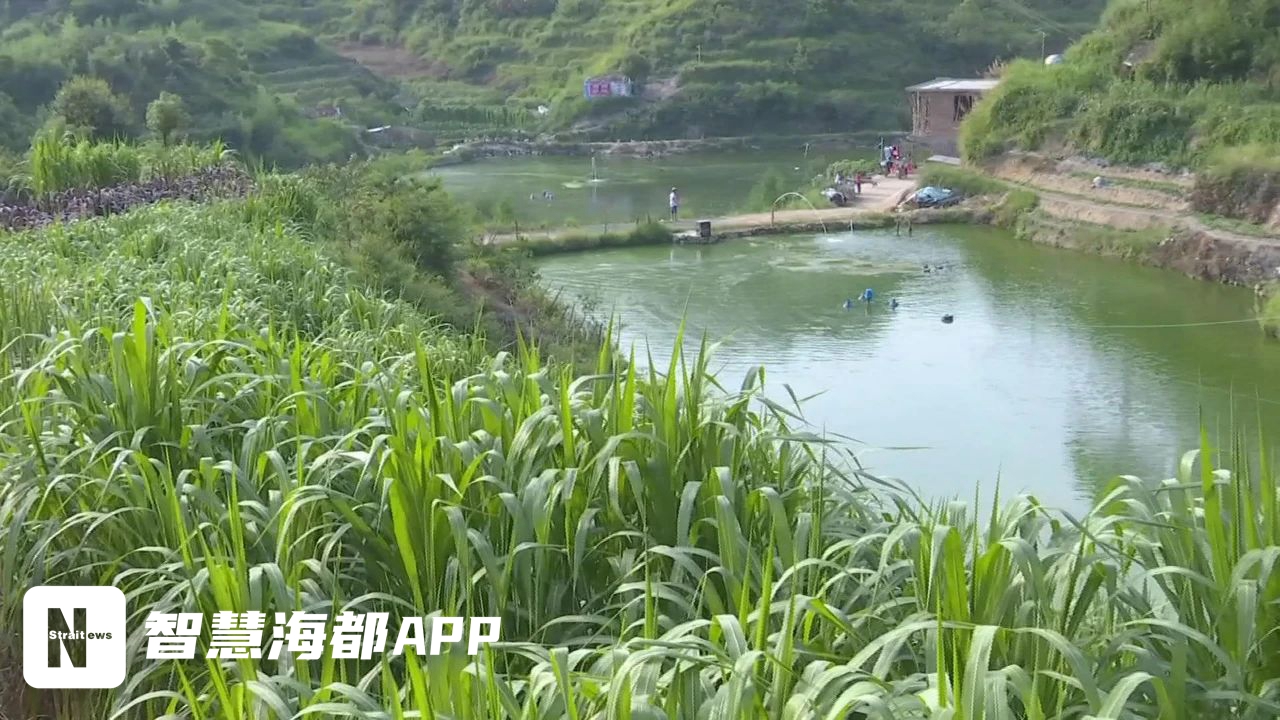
[1039,29,1047,60]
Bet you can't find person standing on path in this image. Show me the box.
[669,187,680,221]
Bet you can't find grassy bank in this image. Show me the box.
[510,220,675,255]
[1261,284,1280,339]
[1191,148,1280,227]
[960,0,1280,174]
[3,144,1280,718]
[1015,209,1166,258]
[918,164,1008,196]
[2,252,1279,717]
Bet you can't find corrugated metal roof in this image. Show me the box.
[906,78,1000,92]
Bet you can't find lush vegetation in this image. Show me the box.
[1261,285,1280,339]
[0,134,253,232]
[744,158,880,212]
[0,0,403,167]
[1190,147,1280,224]
[22,133,234,196]
[337,0,1105,139]
[960,0,1280,171]
[0,140,1278,718]
[514,220,675,254]
[919,164,1009,196]
[0,0,1106,158]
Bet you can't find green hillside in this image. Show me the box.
[326,0,1107,138]
[0,0,1107,160]
[961,0,1280,168]
[0,0,405,166]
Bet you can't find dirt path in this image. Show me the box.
[334,42,448,80]
[989,154,1278,249]
[1034,189,1275,248]
[483,176,918,244]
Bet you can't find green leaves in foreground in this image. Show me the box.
[0,207,1278,717]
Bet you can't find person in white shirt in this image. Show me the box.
[669,187,679,220]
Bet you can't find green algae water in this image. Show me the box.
[430,148,843,226]
[536,224,1280,512]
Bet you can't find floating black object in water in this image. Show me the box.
[890,298,900,309]
[942,314,954,324]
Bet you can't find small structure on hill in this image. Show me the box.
[906,77,1000,157]
[365,125,435,149]
[308,104,343,119]
[584,75,634,99]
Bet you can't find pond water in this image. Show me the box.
[430,148,848,227]
[536,225,1280,513]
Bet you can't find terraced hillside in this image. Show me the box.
[319,0,1107,138]
[0,0,1109,162]
[0,0,402,166]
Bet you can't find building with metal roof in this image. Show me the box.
[905,78,1001,93]
[906,77,1001,157]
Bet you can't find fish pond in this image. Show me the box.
[534,225,1280,512]
[430,148,848,227]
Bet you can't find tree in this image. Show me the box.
[619,52,652,84]
[69,0,142,22]
[788,41,811,77]
[0,91,32,151]
[146,92,189,145]
[50,76,132,140]
[356,176,469,277]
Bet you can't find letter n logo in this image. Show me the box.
[47,607,87,668]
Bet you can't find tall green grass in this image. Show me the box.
[25,132,235,197]
[2,175,1279,718]
[960,0,1280,168]
[919,165,1007,196]
[516,221,674,255]
[1259,285,1280,340]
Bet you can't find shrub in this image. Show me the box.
[1192,145,1280,223]
[523,221,673,255]
[824,158,877,178]
[26,132,229,196]
[353,175,471,276]
[993,188,1040,227]
[918,164,1005,196]
[744,169,791,211]
[960,60,1097,162]
[959,0,1280,168]
[145,91,189,146]
[49,75,134,140]
[1260,284,1280,339]
[242,173,324,232]
[1070,84,1195,164]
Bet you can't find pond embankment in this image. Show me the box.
[439,131,903,164]
[478,148,1280,334]
[484,175,928,249]
[971,154,1280,334]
